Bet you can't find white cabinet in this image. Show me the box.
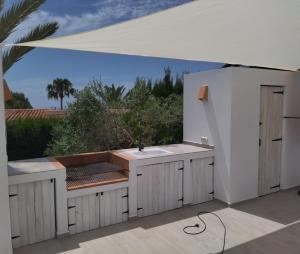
[9,179,56,248]
[68,188,128,235]
[190,157,214,204]
[136,161,183,217]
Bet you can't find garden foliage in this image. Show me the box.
[7,118,61,160]
[46,68,183,156]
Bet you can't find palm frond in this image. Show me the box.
[3,22,58,73]
[0,0,4,12]
[0,0,46,42]
[47,84,58,100]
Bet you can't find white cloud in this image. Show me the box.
[7,0,188,43]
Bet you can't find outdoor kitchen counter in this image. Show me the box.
[8,157,65,176]
[112,143,214,161]
[114,144,214,218]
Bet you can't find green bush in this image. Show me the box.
[6,118,62,161]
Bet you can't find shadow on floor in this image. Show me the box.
[14,200,226,254]
[224,221,300,254]
[232,187,300,225]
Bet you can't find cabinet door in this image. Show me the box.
[68,188,128,235]
[68,193,100,235]
[137,161,183,217]
[190,157,214,204]
[100,188,128,227]
[9,179,56,248]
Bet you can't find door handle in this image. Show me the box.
[272,138,282,142]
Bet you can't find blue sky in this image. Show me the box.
[4,0,223,108]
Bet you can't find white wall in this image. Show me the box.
[184,69,233,203]
[0,54,13,253]
[230,68,300,203]
[281,74,300,189]
[184,67,300,204]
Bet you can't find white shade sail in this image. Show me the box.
[12,0,300,71]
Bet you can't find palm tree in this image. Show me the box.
[47,78,75,109]
[102,84,126,104]
[1,0,59,74]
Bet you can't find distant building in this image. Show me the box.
[5,109,66,121]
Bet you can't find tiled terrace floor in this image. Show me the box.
[15,187,300,254]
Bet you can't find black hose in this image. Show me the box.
[183,211,227,254]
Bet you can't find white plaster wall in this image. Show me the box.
[184,67,300,204]
[281,74,300,189]
[230,67,300,203]
[184,69,233,203]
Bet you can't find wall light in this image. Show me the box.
[198,85,208,101]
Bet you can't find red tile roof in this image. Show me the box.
[5,109,66,121]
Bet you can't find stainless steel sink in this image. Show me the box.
[124,148,173,158]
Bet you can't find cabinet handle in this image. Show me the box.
[270,184,280,189]
[272,138,282,142]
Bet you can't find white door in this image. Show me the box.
[9,179,56,248]
[137,161,183,217]
[190,157,214,204]
[258,86,283,196]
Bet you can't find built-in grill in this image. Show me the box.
[54,152,130,191]
[66,162,128,191]
[66,162,121,180]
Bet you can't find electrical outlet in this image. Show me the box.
[201,137,208,145]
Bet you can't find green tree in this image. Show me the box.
[173,74,183,95]
[46,69,184,156]
[46,83,132,156]
[124,79,154,146]
[90,80,125,106]
[2,0,59,74]
[126,77,152,108]
[152,67,174,98]
[103,84,125,104]
[47,78,75,109]
[146,78,152,91]
[5,91,32,108]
